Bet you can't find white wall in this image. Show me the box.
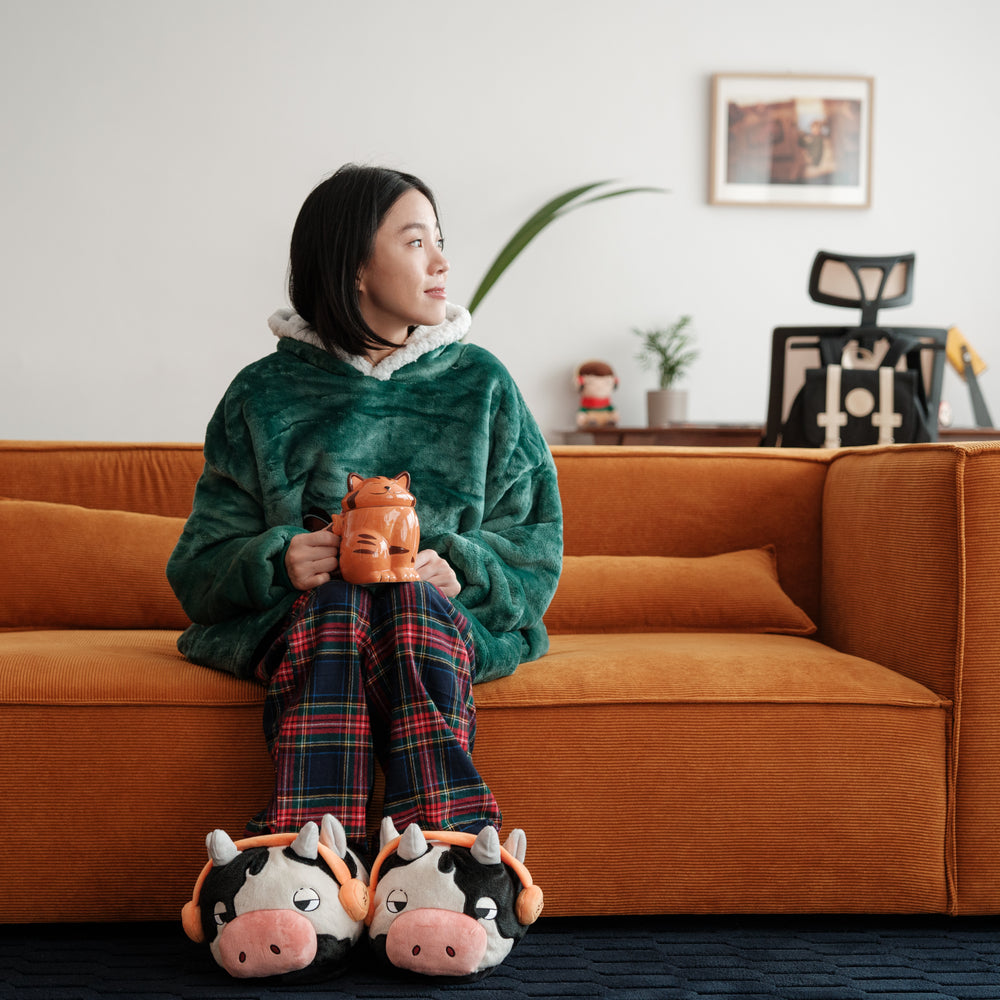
[2,0,998,442]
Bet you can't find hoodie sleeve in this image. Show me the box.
[166,388,306,626]
[433,374,563,683]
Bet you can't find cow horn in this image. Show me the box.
[379,816,401,852]
[398,822,429,861]
[290,821,320,860]
[319,814,349,858]
[503,828,527,864]
[471,825,501,866]
[206,829,240,868]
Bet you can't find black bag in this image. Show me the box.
[780,333,934,448]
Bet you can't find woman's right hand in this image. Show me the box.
[285,528,341,591]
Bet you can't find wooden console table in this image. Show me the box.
[573,425,765,447]
[569,425,1000,447]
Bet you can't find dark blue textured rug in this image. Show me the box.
[2,915,999,999]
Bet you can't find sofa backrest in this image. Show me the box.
[550,446,832,627]
[0,441,830,635]
[0,442,204,631]
[0,441,204,518]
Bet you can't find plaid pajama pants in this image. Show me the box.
[246,580,501,845]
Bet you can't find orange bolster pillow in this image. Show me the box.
[544,546,816,636]
[0,497,189,629]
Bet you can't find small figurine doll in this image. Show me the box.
[575,360,619,428]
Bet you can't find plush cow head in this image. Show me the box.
[182,815,369,981]
[367,819,543,982]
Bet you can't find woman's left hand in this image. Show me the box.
[414,549,461,598]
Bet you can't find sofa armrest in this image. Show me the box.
[822,442,1000,913]
[821,444,970,699]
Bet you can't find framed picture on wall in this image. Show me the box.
[710,73,873,208]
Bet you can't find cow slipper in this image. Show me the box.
[181,814,370,982]
[366,818,543,982]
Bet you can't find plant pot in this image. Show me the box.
[647,389,688,426]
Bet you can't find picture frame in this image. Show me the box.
[710,73,873,208]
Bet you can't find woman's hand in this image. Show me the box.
[285,528,341,591]
[415,549,461,598]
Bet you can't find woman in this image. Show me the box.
[167,164,562,855]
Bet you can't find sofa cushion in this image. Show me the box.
[476,632,944,707]
[0,629,272,923]
[0,498,188,629]
[0,628,950,920]
[544,546,816,636]
[473,632,950,915]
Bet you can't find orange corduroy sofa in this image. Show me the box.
[2,439,999,924]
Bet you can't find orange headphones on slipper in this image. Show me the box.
[181,832,370,943]
[366,830,543,927]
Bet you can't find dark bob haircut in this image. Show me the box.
[288,164,439,357]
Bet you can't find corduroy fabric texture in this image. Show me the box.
[472,633,949,916]
[0,629,260,705]
[0,498,188,629]
[822,442,1000,914]
[0,441,204,517]
[937,446,1000,913]
[544,548,816,636]
[3,440,999,922]
[0,628,949,922]
[0,630,272,924]
[821,445,964,702]
[551,447,828,630]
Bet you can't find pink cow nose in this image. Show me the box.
[216,909,318,978]
[385,908,488,977]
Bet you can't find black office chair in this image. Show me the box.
[762,251,947,447]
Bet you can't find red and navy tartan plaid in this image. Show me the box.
[246,580,501,843]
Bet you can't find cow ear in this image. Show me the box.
[319,814,349,859]
[290,821,320,861]
[471,826,501,866]
[398,822,429,862]
[207,829,241,868]
[379,816,400,852]
[503,828,527,864]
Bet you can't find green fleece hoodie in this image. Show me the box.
[166,305,563,684]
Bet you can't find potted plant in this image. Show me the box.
[633,316,697,425]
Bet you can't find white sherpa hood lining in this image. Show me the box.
[268,303,471,381]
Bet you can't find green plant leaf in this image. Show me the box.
[467,181,668,314]
[467,182,608,314]
[571,185,668,208]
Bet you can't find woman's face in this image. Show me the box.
[357,188,450,344]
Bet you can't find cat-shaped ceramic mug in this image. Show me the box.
[326,472,421,585]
